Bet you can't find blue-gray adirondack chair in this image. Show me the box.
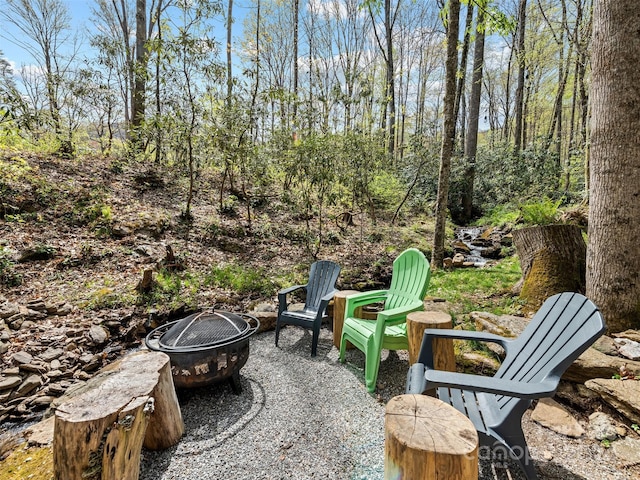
[406,292,606,480]
[275,260,341,356]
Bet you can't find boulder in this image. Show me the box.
[611,437,640,467]
[614,338,640,361]
[564,348,640,383]
[587,411,619,441]
[585,378,640,425]
[530,398,585,438]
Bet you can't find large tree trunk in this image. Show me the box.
[587,1,640,332]
[513,225,586,311]
[431,0,461,269]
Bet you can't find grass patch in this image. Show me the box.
[428,256,523,316]
[205,263,276,297]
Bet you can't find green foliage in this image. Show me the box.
[205,263,275,297]
[475,204,520,227]
[518,197,562,226]
[0,246,22,286]
[140,269,201,311]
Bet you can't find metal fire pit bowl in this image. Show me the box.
[145,311,260,393]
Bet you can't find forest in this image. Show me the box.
[0,0,638,333]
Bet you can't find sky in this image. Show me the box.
[0,0,250,74]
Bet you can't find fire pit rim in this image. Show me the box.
[145,311,260,353]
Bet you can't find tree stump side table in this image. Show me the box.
[406,311,456,370]
[332,290,360,349]
[385,394,478,480]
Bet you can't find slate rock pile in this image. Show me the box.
[0,294,143,425]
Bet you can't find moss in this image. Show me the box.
[520,248,585,311]
[0,446,53,480]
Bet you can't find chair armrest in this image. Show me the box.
[376,301,424,326]
[423,369,557,400]
[417,328,514,368]
[344,290,388,319]
[278,284,307,315]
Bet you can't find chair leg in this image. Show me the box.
[364,337,383,393]
[311,322,320,357]
[339,332,347,363]
[274,318,281,347]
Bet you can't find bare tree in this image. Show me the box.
[1,0,77,155]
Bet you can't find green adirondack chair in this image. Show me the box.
[339,248,431,393]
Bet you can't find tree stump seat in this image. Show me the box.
[385,394,478,479]
[406,311,456,369]
[53,350,184,480]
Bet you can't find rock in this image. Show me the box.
[23,416,55,446]
[613,330,640,343]
[12,351,34,365]
[0,376,23,390]
[87,324,109,345]
[0,342,8,355]
[7,314,24,330]
[471,311,528,338]
[459,352,501,372]
[585,378,640,424]
[0,302,20,319]
[530,398,585,437]
[611,437,640,466]
[251,310,277,333]
[592,336,619,356]
[39,347,64,362]
[19,362,48,374]
[587,412,619,441]
[614,338,640,361]
[443,257,453,268]
[53,303,73,316]
[564,347,640,383]
[26,299,47,312]
[14,374,43,397]
[50,359,61,370]
[452,253,466,267]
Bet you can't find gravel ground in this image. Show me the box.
[139,326,639,480]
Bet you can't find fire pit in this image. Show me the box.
[145,310,260,393]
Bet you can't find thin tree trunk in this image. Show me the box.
[460,6,485,224]
[513,0,527,156]
[132,0,147,152]
[432,0,461,269]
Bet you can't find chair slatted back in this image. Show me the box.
[305,260,341,312]
[385,248,431,310]
[495,292,605,411]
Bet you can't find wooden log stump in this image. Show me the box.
[512,224,586,310]
[406,311,455,370]
[332,290,360,349]
[385,394,478,480]
[53,351,184,480]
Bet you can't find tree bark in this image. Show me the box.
[53,351,183,480]
[587,0,640,332]
[513,225,586,310]
[460,5,486,224]
[513,0,527,156]
[431,0,461,269]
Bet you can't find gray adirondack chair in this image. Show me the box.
[406,292,606,480]
[275,260,341,356]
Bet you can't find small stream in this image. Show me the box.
[455,227,490,267]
